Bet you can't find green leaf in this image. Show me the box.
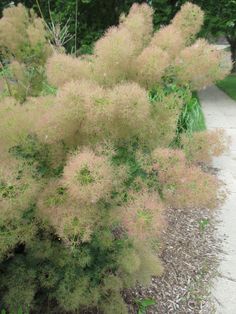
[81,0,92,3]
[136,298,156,314]
[141,299,156,307]
[226,21,235,27]
[17,307,23,314]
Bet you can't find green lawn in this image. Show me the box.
[217,74,236,101]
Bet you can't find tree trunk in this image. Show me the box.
[227,37,236,73]
[231,45,236,73]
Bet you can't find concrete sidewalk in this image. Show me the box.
[199,86,236,314]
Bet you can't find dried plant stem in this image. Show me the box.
[35,0,47,27]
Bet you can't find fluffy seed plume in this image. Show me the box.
[172,2,204,43]
[37,181,99,245]
[181,129,229,164]
[62,149,113,204]
[135,46,170,89]
[46,53,92,88]
[175,39,232,90]
[121,191,165,241]
[152,148,223,209]
[36,80,105,143]
[107,82,150,141]
[150,25,184,58]
[121,3,153,54]
[93,27,135,86]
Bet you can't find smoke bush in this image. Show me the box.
[62,149,114,204]
[92,3,154,87]
[120,3,153,54]
[145,91,184,148]
[107,82,150,141]
[0,4,51,101]
[93,27,135,86]
[0,2,230,312]
[135,46,170,89]
[171,2,204,44]
[46,53,92,88]
[0,165,39,261]
[121,191,165,241]
[44,2,231,91]
[36,80,106,144]
[150,25,184,58]
[175,39,231,90]
[0,4,50,61]
[151,148,223,209]
[0,95,53,163]
[37,180,101,245]
[181,129,229,164]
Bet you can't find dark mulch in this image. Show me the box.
[125,204,222,314]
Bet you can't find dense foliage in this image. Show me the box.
[0,2,231,313]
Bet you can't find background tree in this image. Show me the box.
[190,0,236,72]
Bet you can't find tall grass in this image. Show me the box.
[178,92,206,134]
[149,85,206,147]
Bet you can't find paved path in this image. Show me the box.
[199,86,236,314]
[214,44,230,51]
